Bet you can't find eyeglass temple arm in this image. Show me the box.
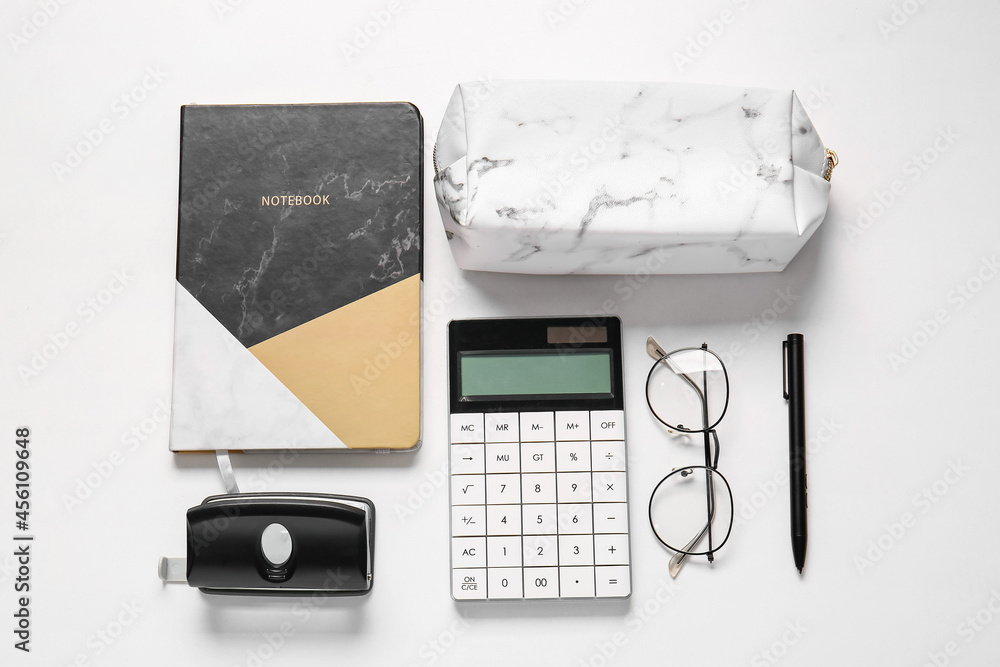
[646,337,709,408]
[668,432,722,577]
[668,465,720,577]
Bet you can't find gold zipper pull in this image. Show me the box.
[823,148,838,182]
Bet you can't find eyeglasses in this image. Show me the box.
[645,337,734,577]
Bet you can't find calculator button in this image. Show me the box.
[521,473,557,504]
[485,443,521,473]
[487,567,524,599]
[555,411,590,440]
[486,473,521,504]
[485,413,519,442]
[486,505,522,536]
[523,535,558,566]
[559,566,596,598]
[520,442,555,473]
[523,567,559,598]
[593,503,629,533]
[452,537,486,568]
[522,504,558,535]
[558,535,595,566]
[557,472,592,503]
[595,565,630,598]
[450,401,630,603]
[592,471,627,502]
[591,441,626,471]
[452,474,485,505]
[487,536,523,567]
[557,503,593,534]
[519,412,554,442]
[590,410,624,440]
[594,534,630,566]
[452,568,487,600]
[452,506,486,537]
[451,443,485,475]
[556,441,591,472]
[451,413,484,443]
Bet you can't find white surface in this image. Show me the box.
[434,81,829,274]
[1,1,999,665]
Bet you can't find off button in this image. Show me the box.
[452,568,487,600]
[590,410,624,440]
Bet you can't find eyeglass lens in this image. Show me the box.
[646,348,728,432]
[649,466,733,556]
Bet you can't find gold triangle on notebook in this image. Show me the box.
[249,275,421,450]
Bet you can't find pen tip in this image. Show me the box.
[797,567,803,574]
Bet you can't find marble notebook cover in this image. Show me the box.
[170,103,422,452]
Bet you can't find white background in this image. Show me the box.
[2,1,999,666]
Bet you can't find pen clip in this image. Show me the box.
[782,339,789,400]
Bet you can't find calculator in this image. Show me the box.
[448,316,630,600]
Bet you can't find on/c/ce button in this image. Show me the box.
[452,568,486,600]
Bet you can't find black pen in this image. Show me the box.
[783,333,807,574]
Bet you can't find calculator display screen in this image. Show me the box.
[460,351,612,398]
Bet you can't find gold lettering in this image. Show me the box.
[259,193,331,206]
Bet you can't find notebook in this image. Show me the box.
[170,102,422,451]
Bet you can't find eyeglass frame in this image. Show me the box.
[644,338,735,575]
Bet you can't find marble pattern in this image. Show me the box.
[434,81,830,274]
[170,285,348,451]
[178,103,422,347]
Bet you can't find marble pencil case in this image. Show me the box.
[433,80,836,274]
